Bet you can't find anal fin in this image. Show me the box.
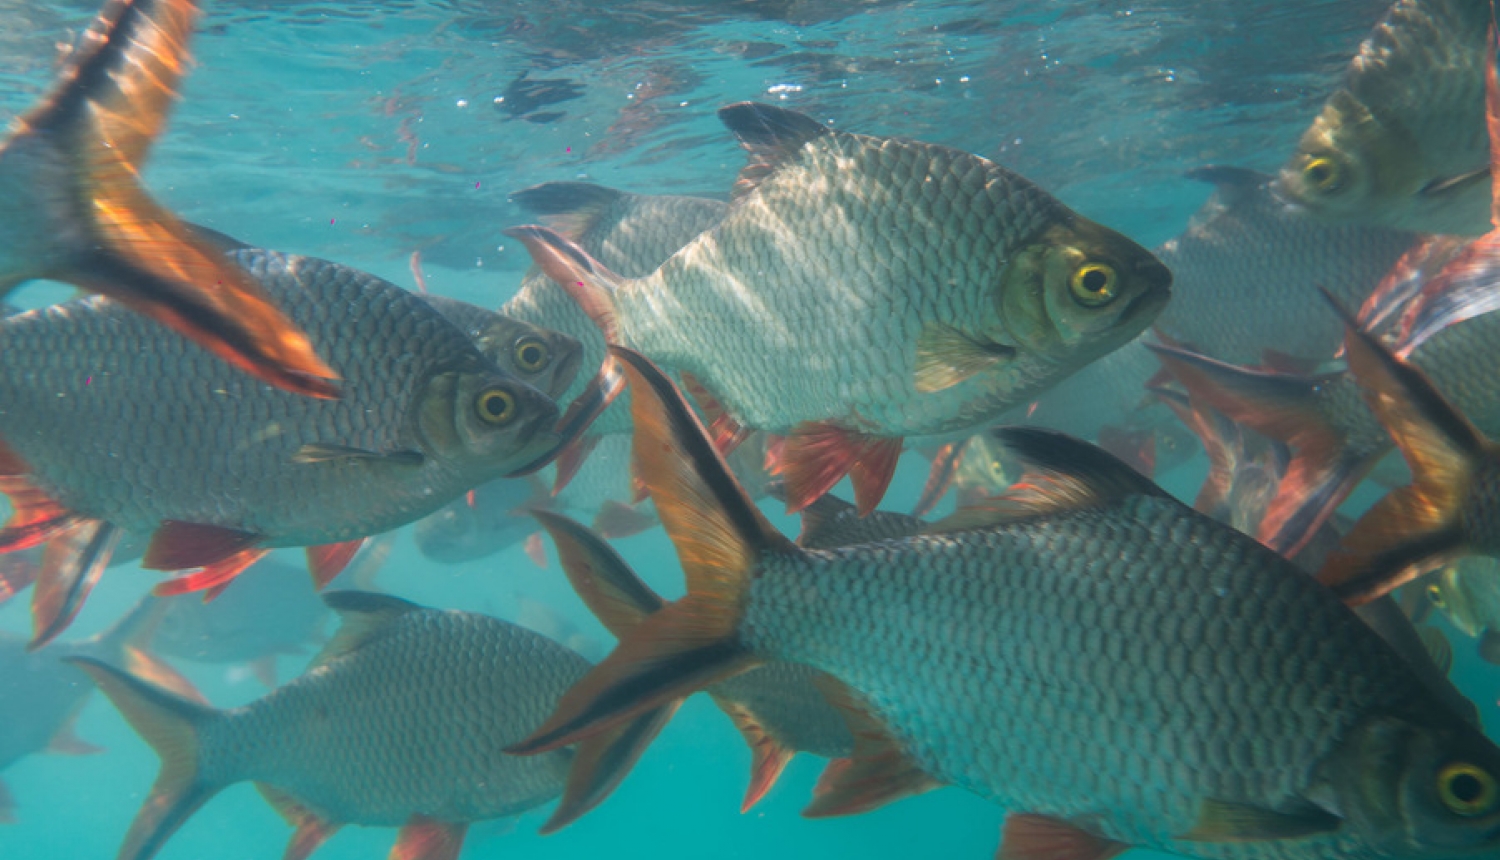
[711,694,798,812]
[802,676,941,818]
[30,519,120,649]
[390,815,467,860]
[47,711,104,756]
[999,814,1128,860]
[257,783,341,860]
[680,371,751,456]
[306,538,368,589]
[911,440,965,518]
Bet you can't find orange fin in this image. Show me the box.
[537,509,663,639]
[0,548,40,606]
[29,520,121,649]
[998,814,1129,860]
[911,441,965,518]
[803,675,941,818]
[47,711,104,756]
[306,539,367,589]
[142,521,263,572]
[508,348,788,756]
[551,433,600,496]
[718,102,830,200]
[592,499,657,539]
[711,695,798,812]
[2,0,337,398]
[1317,301,1489,604]
[249,655,279,689]
[257,783,341,860]
[66,656,222,860]
[1357,235,1471,334]
[680,371,751,456]
[543,703,679,834]
[782,422,902,515]
[390,815,467,860]
[523,531,549,568]
[151,547,269,598]
[0,444,80,552]
[503,225,622,343]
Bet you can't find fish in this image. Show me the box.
[1426,556,1500,662]
[1278,0,1493,236]
[509,345,1500,860]
[533,508,852,812]
[1314,296,1500,606]
[144,558,333,687]
[418,295,582,401]
[508,102,1171,515]
[0,0,335,397]
[0,598,185,823]
[413,476,553,565]
[0,243,560,642]
[500,181,728,432]
[70,590,675,860]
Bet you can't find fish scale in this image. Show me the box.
[0,247,557,546]
[740,496,1440,859]
[207,610,579,825]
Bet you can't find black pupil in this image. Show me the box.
[1451,772,1486,804]
[485,394,510,417]
[521,344,542,365]
[1309,163,1331,184]
[1082,268,1109,294]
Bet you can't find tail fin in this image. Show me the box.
[0,0,336,398]
[66,656,224,860]
[1317,303,1493,604]
[1149,343,1381,556]
[29,520,122,649]
[507,347,796,757]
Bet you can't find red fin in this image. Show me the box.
[711,695,798,812]
[803,675,941,817]
[257,783,340,860]
[142,522,263,572]
[306,539,366,590]
[47,712,104,755]
[30,520,121,649]
[543,704,679,834]
[390,816,467,860]
[680,371,751,456]
[1096,425,1155,478]
[592,500,657,539]
[998,815,1129,860]
[552,434,600,496]
[249,655,278,689]
[0,548,40,605]
[523,532,549,568]
[1356,236,1470,334]
[782,422,902,515]
[152,547,269,598]
[0,465,79,553]
[911,441,965,518]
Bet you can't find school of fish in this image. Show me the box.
[3,1,1500,860]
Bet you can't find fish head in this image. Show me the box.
[1429,558,1499,639]
[1325,714,1500,856]
[1278,91,1428,227]
[415,361,561,474]
[998,216,1171,364]
[476,317,583,402]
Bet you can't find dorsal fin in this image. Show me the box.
[311,591,421,668]
[510,182,626,242]
[717,102,830,200]
[929,427,1170,534]
[1183,165,1272,205]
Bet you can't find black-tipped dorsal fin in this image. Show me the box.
[312,591,421,668]
[929,427,1170,534]
[718,102,831,200]
[1183,165,1272,204]
[511,182,626,242]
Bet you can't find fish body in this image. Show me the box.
[514,103,1169,512]
[413,477,547,565]
[1428,558,1500,661]
[75,591,669,859]
[0,246,558,562]
[1279,0,1492,235]
[517,348,1500,860]
[148,559,328,668]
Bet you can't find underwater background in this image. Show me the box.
[1,1,1494,858]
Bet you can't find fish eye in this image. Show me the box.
[513,337,550,374]
[1069,263,1118,307]
[1438,762,1500,816]
[1427,583,1446,608]
[1302,157,1344,194]
[475,388,518,425]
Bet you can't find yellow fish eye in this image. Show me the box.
[476,388,518,425]
[513,337,550,374]
[1427,583,1446,608]
[1302,157,1344,194]
[1069,263,1118,307]
[1438,762,1500,816]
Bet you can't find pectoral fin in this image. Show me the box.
[1179,798,1341,842]
[391,815,467,860]
[292,444,424,467]
[916,323,1015,393]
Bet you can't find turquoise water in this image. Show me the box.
[2,1,1497,858]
